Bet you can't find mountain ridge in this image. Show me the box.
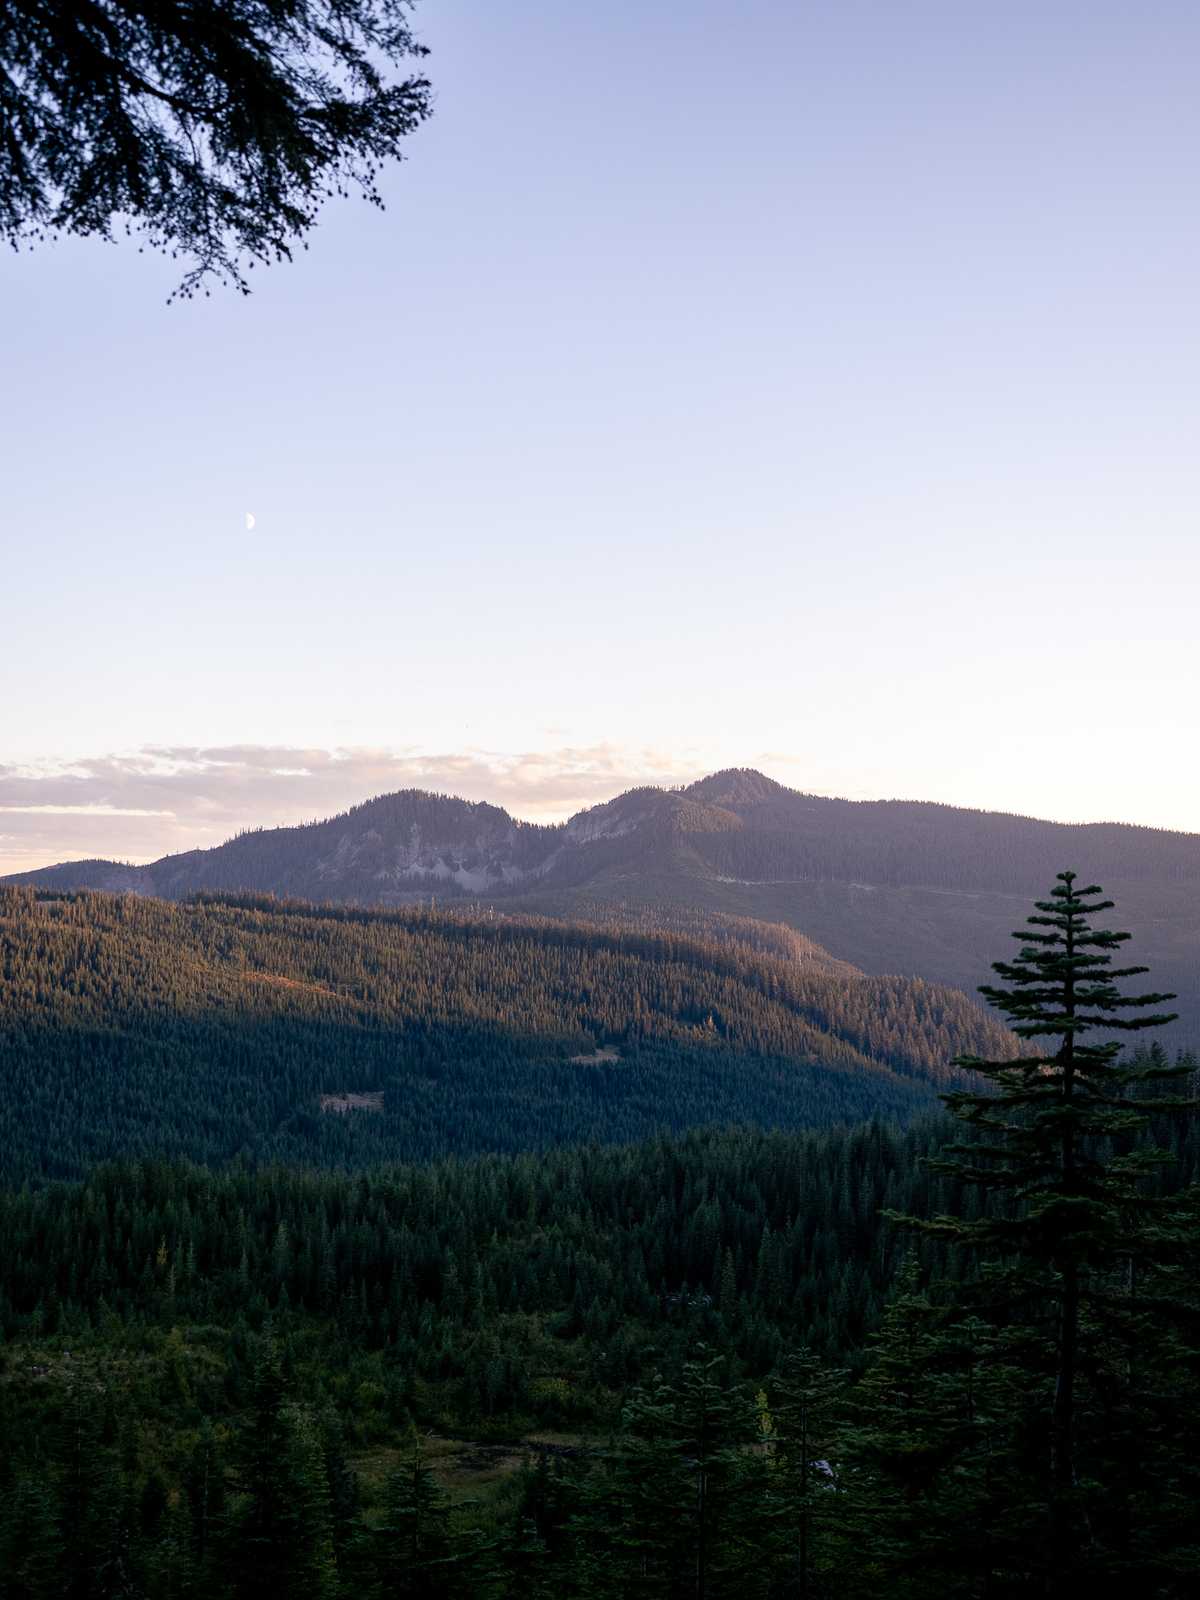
[7,768,1197,1042]
[11,767,1200,894]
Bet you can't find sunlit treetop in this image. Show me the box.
[0,0,432,298]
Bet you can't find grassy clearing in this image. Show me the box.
[351,1430,586,1508]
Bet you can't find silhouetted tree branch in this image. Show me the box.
[0,0,432,297]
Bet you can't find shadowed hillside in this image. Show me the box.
[0,887,1018,1183]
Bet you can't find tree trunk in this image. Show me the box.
[799,1403,809,1600]
[1051,911,1079,1576]
[1051,1259,1079,1547]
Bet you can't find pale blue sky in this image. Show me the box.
[3,0,1199,870]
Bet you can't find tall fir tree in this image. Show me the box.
[0,1473,65,1600]
[834,1259,982,1599]
[768,1346,846,1599]
[572,1350,762,1600]
[223,1344,339,1599]
[895,871,1192,1590]
[367,1429,466,1600]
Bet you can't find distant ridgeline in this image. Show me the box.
[0,887,1018,1184]
[6,768,1198,1046]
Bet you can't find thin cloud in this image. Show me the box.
[0,743,722,875]
[0,804,176,818]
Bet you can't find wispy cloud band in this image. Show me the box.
[0,744,716,875]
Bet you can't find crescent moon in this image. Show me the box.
[245,512,256,530]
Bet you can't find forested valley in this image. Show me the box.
[0,877,1197,1597]
[0,888,1012,1184]
[1,1073,1197,1599]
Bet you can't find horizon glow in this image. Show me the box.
[0,743,1195,877]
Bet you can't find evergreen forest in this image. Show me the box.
[0,875,1196,1596]
[0,887,1014,1184]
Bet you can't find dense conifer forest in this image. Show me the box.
[0,887,1014,1183]
[0,1083,1196,1598]
[0,874,1196,1596]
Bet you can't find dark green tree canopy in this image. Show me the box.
[940,870,1182,1184]
[0,0,432,295]
[894,871,1191,1583]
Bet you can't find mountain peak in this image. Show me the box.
[683,768,791,807]
[4,765,1197,1045]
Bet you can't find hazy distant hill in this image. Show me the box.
[7,768,1197,1041]
[0,888,1019,1183]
